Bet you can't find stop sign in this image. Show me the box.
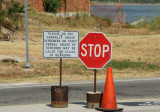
[79,33,112,69]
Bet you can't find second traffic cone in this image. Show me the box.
[96,67,123,112]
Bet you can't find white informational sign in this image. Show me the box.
[43,31,79,58]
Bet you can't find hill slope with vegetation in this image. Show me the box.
[0,0,24,41]
[0,0,159,83]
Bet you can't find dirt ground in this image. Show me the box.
[0,33,159,84]
[0,13,159,84]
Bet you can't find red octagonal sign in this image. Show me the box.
[79,32,112,69]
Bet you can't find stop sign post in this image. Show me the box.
[79,32,112,92]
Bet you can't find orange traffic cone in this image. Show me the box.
[96,67,123,112]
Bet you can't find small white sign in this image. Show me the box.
[43,31,79,58]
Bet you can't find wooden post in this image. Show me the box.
[118,0,121,23]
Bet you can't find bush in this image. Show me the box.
[75,12,80,19]
[0,0,24,32]
[149,16,160,31]
[8,0,24,16]
[122,22,134,28]
[104,15,112,26]
[44,0,61,13]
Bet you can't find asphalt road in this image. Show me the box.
[0,77,160,106]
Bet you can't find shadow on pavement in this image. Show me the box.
[46,102,88,108]
[71,102,87,108]
[46,104,52,107]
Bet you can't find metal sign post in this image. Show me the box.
[24,0,30,68]
[94,69,97,92]
[60,58,62,87]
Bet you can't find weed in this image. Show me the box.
[122,22,135,29]
[39,74,50,77]
[23,75,34,79]
[147,63,159,70]
[2,58,18,64]
[63,63,71,69]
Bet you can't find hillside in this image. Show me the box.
[0,10,160,83]
[0,0,160,83]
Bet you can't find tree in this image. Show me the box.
[44,0,61,13]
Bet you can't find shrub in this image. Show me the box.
[0,0,24,32]
[104,15,112,26]
[44,0,61,13]
[8,0,24,17]
[149,15,160,31]
[75,12,80,19]
[122,22,134,28]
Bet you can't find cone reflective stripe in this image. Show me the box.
[96,67,123,112]
[101,67,117,109]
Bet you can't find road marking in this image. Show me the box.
[0,77,160,89]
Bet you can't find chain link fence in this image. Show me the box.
[90,0,160,23]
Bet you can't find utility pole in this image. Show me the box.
[118,0,121,23]
[24,0,30,68]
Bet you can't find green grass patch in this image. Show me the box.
[106,59,159,70]
[63,63,71,69]
[2,58,18,64]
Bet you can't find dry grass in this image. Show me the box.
[0,12,159,84]
[111,34,160,63]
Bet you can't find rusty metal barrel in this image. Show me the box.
[87,91,102,109]
[51,86,68,108]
